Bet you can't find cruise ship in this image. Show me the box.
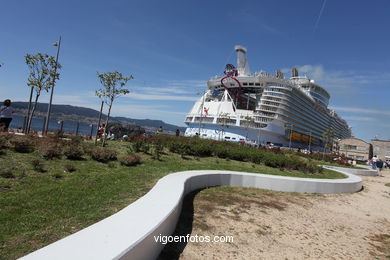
[184,45,351,148]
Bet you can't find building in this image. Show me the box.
[371,139,390,161]
[339,138,370,161]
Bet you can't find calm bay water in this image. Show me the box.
[10,115,97,136]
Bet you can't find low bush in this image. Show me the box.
[192,143,213,157]
[10,136,36,153]
[152,141,164,160]
[63,142,84,160]
[37,139,63,159]
[213,145,229,158]
[64,163,76,172]
[69,135,84,143]
[118,154,141,166]
[90,147,117,163]
[0,168,15,178]
[31,159,47,173]
[107,161,117,168]
[168,142,192,157]
[133,139,150,153]
[0,133,12,149]
[52,172,63,179]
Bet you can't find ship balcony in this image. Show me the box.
[193,116,214,123]
[240,120,268,129]
[254,112,276,118]
[216,118,237,126]
[256,106,278,112]
[185,116,193,122]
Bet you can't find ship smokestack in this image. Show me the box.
[292,67,298,77]
[235,45,250,76]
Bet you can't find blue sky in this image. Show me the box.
[0,0,389,141]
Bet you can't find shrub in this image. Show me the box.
[152,141,164,160]
[63,142,84,160]
[37,140,63,159]
[249,151,265,164]
[0,133,12,149]
[118,154,141,166]
[52,172,63,179]
[168,142,192,157]
[54,130,65,138]
[192,143,213,157]
[65,163,76,172]
[108,161,117,168]
[90,147,117,163]
[0,168,15,178]
[133,139,143,152]
[31,159,47,173]
[82,143,95,155]
[213,145,229,158]
[133,139,150,153]
[69,135,84,143]
[11,136,35,153]
[227,148,247,161]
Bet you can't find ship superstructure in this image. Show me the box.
[184,46,351,148]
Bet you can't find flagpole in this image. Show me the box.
[198,91,206,136]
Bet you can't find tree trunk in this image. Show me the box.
[27,93,40,134]
[25,86,34,133]
[95,101,104,145]
[102,100,113,147]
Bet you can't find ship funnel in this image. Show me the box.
[291,67,298,77]
[235,45,250,76]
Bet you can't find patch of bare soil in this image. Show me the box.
[160,169,390,259]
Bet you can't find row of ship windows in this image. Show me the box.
[277,101,330,131]
[277,113,325,138]
[272,94,349,136]
[242,82,262,86]
[264,92,330,131]
[278,102,347,136]
[278,89,333,129]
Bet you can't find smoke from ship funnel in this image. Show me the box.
[235,45,250,76]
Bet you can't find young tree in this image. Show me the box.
[25,53,61,133]
[243,115,255,140]
[96,71,133,146]
[322,128,335,159]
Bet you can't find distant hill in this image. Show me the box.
[10,102,186,133]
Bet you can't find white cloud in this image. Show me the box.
[342,116,374,121]
[330,106,390,116]
[295,65,325,81]
[126,93,198,101]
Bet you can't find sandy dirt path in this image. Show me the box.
[161,169,390,259]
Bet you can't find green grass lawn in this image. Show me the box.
[0,140,344,259]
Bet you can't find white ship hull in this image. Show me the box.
[184,45,351,148]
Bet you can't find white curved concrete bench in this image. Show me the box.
[20,169,363,260]
[323,165,378,176]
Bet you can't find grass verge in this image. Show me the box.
[0,140,344,259]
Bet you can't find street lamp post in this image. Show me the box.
[44,36,62,135]
[308,131,312,152]
[288,124,293,149]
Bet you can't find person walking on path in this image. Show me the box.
[0,99,14,132]
[372,155,378,170]
[377,159,384,176]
